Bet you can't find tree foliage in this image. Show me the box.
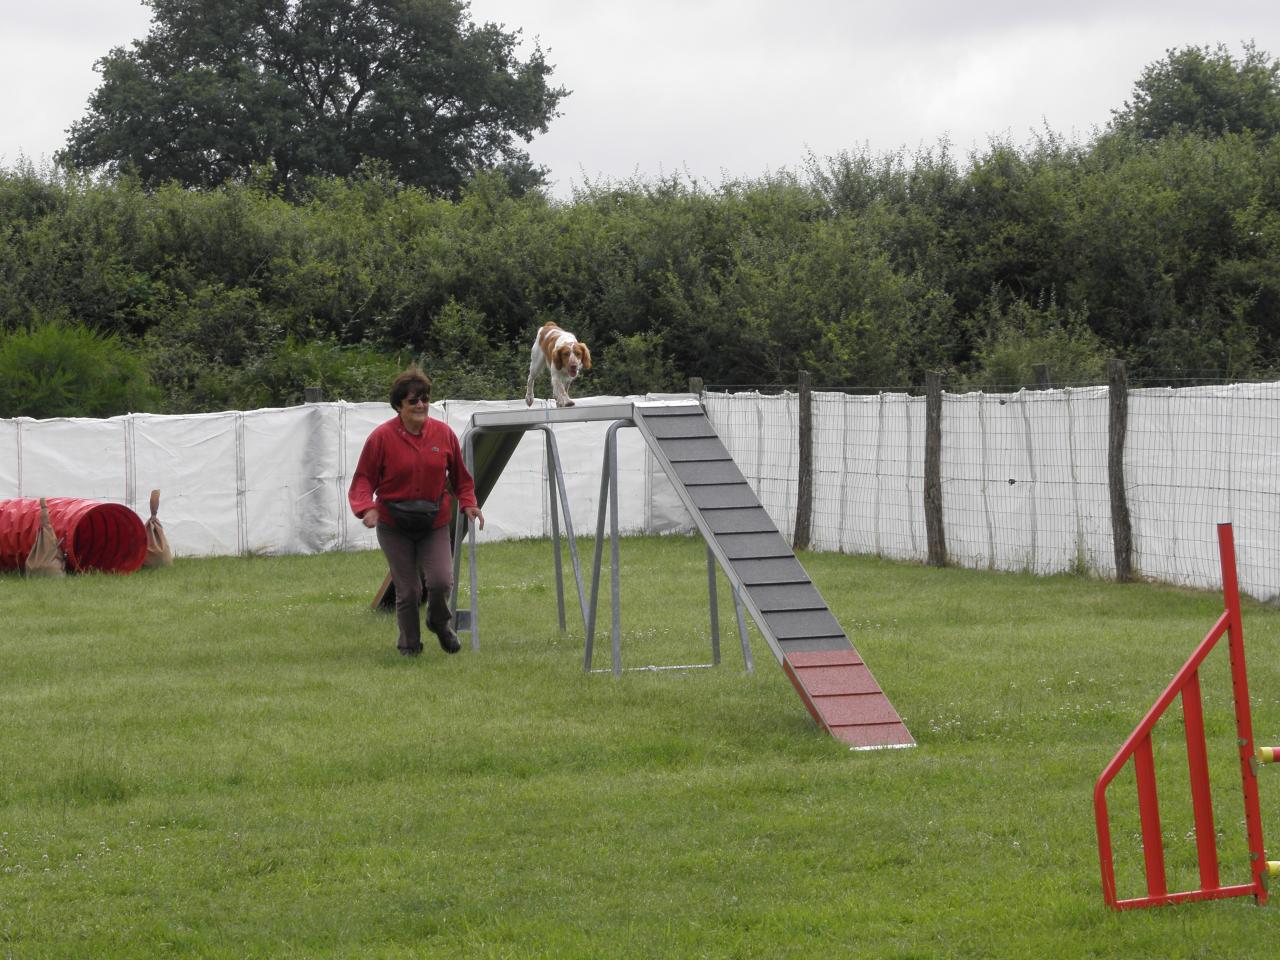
[1109,42,1280,141]
[60,0,567,197]
[4,44,1280,417]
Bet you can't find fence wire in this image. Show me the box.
[705,382,1280,603]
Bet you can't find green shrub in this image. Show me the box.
[961,295,1109,389]
[0,320,160,418]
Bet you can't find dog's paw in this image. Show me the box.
[525,397,533,407]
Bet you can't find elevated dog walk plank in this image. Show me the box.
[631,403,914,750]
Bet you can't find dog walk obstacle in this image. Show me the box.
[447,400,914,750]
[1094,523,1279,909]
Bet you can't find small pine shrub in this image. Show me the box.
[0,321,160,418]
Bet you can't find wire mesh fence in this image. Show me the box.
[704,375,1280,603]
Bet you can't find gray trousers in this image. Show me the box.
[376,521,454,651]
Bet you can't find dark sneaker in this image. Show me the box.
[434,625,461,654]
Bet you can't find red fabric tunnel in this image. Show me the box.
[0,498,148,574]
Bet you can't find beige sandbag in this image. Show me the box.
[143,489,174,568]
[24,497,65,578]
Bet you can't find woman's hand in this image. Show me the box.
[464,506,485,530]
[362,508,379,528]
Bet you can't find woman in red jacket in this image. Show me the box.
[349,367,484,656]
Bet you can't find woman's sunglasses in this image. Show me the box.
[404,395,431,406]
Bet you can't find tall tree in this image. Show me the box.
[60,0,568,196]
[1109,42,1280,141]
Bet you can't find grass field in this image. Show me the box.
[2,534,1278,958]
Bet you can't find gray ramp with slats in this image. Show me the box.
[631,405,848,659]
[633,403,914,748]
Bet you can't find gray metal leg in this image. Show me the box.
[607,426,622,676]
[544,430,566,631]
[586,420,631,675]
[706,546,721,666]
[466,516,479,651]
[584,428,614,672]
[452,431,477,648]
[734,585,754,674]
[545,430,588,630]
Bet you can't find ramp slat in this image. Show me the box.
[832,724,917,749]
[818,694,909,727]
[643,417,719,439]
[747,582,827,611]
[636,406,700,418]
[780,637,856,653]
[764,608,845,639]
[655,437,732,462]
[704,508,777,535]
[674,461,748,486]
[688,484,761,510]
[714,531,793,560]
[732,557,811,585]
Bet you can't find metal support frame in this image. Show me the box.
[1094,523,1277,909]
[451,425,587,650]
[583,419,753,676]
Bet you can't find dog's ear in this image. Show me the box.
[578,343,592,369]
[553,344,570,370]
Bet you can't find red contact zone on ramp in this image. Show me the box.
[0,498,148,574]
[783,649,915,749]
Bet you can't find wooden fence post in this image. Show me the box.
[303,386,323,403]
[1108,359,1133,582]
[688,377,704,396]
[924,371,947,567]
[1033,363,1051,389]
[793,370,813,551]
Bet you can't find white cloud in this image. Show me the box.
[0,0,1275,191]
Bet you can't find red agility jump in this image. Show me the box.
[1094,523,1279,910]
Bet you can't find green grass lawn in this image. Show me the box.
[1,535,1278,958]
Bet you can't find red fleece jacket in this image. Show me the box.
[348,416,478,530]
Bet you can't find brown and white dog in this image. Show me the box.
[525,321,592,407]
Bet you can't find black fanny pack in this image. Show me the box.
[382,497,443,536]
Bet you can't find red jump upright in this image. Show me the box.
[1094,523,1277,910]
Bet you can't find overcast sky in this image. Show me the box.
[2,1,1276,197]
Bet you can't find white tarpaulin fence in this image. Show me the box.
[0,396,697,560]
[6,383,1280,600]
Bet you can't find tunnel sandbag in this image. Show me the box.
[0,498,148,574]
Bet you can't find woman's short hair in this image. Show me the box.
[389,367,432,409]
